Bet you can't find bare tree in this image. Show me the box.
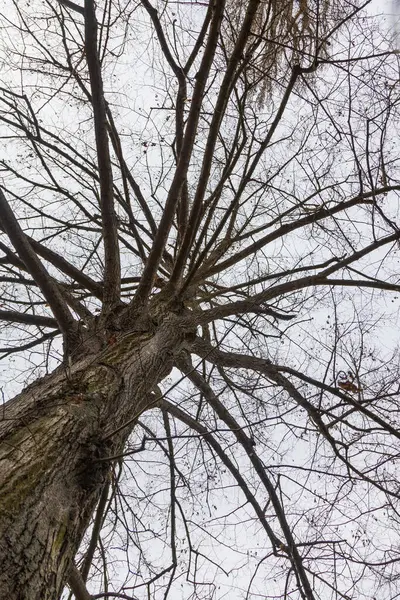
[0,1,399,599]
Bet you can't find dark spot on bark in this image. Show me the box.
[76,436,110,491]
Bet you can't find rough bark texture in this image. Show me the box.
[0,314,190,600]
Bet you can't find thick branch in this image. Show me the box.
[0,188,78,345]
[80,480,110,582]
[84,0,120,310]
[28,237,103,299]
[133,0,226,306]
[171,0,261,286]
[0,310,58,329]
[68,565,93,600]
[57,0,84,15]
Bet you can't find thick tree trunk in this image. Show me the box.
[0,315,189,600]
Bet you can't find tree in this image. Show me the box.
[0,0,399,598]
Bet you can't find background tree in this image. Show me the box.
[0,1,399,599]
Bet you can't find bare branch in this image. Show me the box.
[0,310,58,329]
[133,0,226,305]
[176,352,316,600]
[84,0,120,310]
[0,188,78,346]
[68,564,93,600]
[57,0,84,16]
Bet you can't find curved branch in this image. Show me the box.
[197,231,400,324]
[190,338,400,498]
[191,337,400,439]
[160,398,282,548]
[140,0,185,80]
[28,237,104,299]
[176,353,316,600]
[0,330,59,356]
[68,564,93,600]
[201,188,400,280]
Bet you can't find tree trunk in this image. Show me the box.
[0,315,188,600]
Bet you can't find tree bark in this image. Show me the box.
[0,315,190,600]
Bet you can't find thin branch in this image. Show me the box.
[171,0,261,286]
[197,231,400,324]
[81,479,110,582]
[191,338,400,471]
[160,398,282,548]
[140,0,185,80]
[201,187,400,280]
[176,353,316,600]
